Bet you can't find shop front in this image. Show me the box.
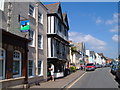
[47,58,66,78]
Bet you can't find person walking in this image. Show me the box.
[49,63,55,81]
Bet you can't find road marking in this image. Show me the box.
[65,72,87,89]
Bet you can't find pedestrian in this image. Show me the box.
[49,63,55,81]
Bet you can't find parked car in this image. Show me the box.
[105,63,111,67]
[95,64,102,68]
[115,61,120,81]
[110,64,118,75]
[85,63,95,71]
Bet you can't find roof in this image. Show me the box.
[2,29,30,42]
[45,2,60,13]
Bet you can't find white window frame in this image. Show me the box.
[29,4,35,17]
[28,60,34,77]
[0,48,5,80]
[38,34,43,49]
[28,30,35,47]
[38,12,43,24]
[0,0,4,11]
[38,60,43,76]
[13,50,21,78]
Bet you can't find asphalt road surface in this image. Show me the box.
[70,67,119,88]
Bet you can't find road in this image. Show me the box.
[69,67,119,88]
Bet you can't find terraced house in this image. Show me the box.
[45,3,70,78]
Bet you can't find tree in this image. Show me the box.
[71,46,77,55]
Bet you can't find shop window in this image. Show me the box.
[28,60,34,77]
[13,51,21,77]
[0,49,5,80]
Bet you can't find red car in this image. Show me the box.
[85,63,95,71]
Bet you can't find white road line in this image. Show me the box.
[66,72,87,89]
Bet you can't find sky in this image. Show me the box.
[43,2,119,59]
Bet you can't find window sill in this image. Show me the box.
[38,22,43,25]
[28,14,35,19]
[28,76,35,79]
[0,76,25,83]
[38,74,43,77]
[29,45,35,48]
[38,48,43,50]
[13,74,21,78]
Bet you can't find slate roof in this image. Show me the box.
[45,2,60,13]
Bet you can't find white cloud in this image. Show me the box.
[109,26,118,32]
[105,13,118,25]
[69,32,107,51]
[112,34,120,42]
[96,17,103,24]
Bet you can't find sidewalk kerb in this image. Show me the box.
[61,71,85,89]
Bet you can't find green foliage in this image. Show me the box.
[71,46,77,55]
[70,66,76,72]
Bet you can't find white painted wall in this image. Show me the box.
[0,0,4,11]
[86,50,90,57]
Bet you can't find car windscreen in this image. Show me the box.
[86,64,94,66]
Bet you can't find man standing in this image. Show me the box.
[49,63,55,81]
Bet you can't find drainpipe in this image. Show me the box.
[35,2,39,85]
[7,1,12,32]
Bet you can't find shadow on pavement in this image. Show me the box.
[114,77,120,89]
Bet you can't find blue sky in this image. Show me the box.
[43,2,119,59]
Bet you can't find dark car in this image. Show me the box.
[111,64,118,75]
[85,63,95,71]
[105,63,111,67]
[115,61,120,81]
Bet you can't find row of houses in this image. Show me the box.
[0,1,70,89]
[69,41,113,69]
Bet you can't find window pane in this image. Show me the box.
[28,60,33,76]
[38,35,42,48]
[13,51,20,59]
[29,69,33,76]
[0,60,3,77]
[29,5,34,16]
[13,61,20,75]
[38,61,41,75]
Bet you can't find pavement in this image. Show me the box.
[6,70,85,89]
[29,70,85,89]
